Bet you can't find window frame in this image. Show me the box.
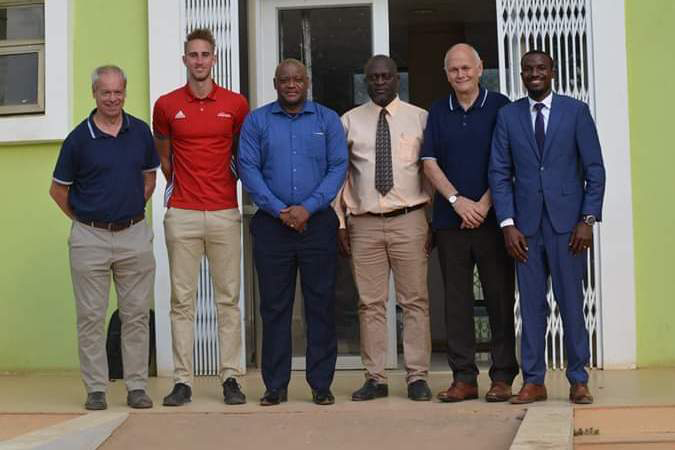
[0,1,46,115]
[0,0,70,143]
[0,44,45,115]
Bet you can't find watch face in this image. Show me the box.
[449,195,457,204]
[584,215,596,225]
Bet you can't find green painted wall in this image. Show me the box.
[626,0,675,366]
[0,0,150,371]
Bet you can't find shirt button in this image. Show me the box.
[293,169,297,172]
[540,166,544,171]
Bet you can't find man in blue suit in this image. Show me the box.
[489,50,605,404]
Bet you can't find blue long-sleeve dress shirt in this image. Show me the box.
[238,100,348,217]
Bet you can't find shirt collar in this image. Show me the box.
[270,99,317,116]
[449,86,488,112]
[367,95,401,117]
[86,109,131,139]
[528,91,554,111]
[183,82,219,103]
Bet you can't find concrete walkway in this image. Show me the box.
[2,368,675,449]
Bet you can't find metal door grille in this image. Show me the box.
[180,0,240,375]
[495,0,602,369]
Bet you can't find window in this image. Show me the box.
[0,1,45,115]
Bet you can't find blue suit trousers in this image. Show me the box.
[516,210,589,385]
[250,208,338,392]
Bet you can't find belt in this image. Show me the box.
[363,203,426,218]
[77,213,145,232]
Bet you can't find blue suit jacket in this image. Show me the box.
[489,94,606,236]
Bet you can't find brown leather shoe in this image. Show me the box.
[437,381,478,403]
[485,381,512,403]
[510,383,547,404]
[569,383,594,404]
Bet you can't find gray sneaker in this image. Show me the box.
[85,391,107,410]
[127,389,154,409]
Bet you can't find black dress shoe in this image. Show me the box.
[260,389,287,406]
[85,391,107,410]
[351,379,389,401]
[312,389,335,406]
[162,383,192,407]
[407,380,432,401]
[222,377,246,405]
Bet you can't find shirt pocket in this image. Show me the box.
[398,133,420,163]
[302,131,328,162]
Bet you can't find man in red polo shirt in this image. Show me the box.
[153,28,249,406]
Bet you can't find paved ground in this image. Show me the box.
[3,368,675,449]
[0,413,79,441]
[98,408,523,450]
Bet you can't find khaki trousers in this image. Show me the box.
[164,207,242,385]
[69,220,155,393]
[348,208,431,383]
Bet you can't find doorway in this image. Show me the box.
[249,0,500,371]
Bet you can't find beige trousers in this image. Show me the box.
[164,207,243,385]
[69,220,155,393]
[348,208,431,383]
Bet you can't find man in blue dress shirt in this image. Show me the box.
[238,58,348,406]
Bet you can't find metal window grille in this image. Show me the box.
[496,0,601,369]
[180,0,240,375]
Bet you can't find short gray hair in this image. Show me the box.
[443,43,481,71]
[91,65,127,91]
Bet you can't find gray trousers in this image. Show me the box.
[69,220,155,393]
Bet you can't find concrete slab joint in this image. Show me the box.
[0,413,127,450]
[510,406,573,450]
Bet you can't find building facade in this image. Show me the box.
[0,0,672,373]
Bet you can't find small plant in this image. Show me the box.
[574,427,600,436]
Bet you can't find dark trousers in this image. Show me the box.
[250,208,338,392]
[517,210,589,385]
[436,224,519,385]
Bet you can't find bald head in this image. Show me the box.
[275,58,307,79]
[444,43,481,71]
[443,43,483,98]
[364,55,397,75]
[274,58,310,112]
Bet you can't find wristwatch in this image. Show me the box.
[582,215,596,226]
[448,193,459,207]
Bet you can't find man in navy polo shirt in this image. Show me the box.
[421,44,519,403]
[50,65,159,411]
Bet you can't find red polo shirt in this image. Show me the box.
[152,83,249,210]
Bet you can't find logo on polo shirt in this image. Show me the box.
[217,112,232,118]
[174,110,186,119]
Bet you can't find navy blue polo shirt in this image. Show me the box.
[53,110,160,222]
[421,88,510,230]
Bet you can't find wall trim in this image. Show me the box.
[591,0,637,369]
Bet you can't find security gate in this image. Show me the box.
[181,0,242,376]
[496,0,602,368]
